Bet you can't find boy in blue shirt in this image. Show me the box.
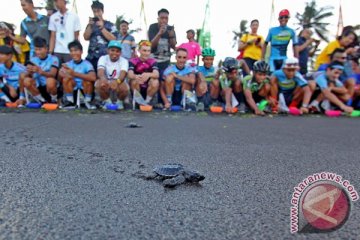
[59,40,96,108]
[21,37,59,103]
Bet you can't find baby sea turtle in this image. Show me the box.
[145,163,205,188]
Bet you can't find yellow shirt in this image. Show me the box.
[314,40,341,70]
[0,35,30,64]
[240,34,264,61]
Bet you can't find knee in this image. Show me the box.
[46,78,57,89]
[23,78,33,88]
[212,80,220,88]
[150,79,160,89]
[165,76,174,84]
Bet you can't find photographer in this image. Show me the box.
[298,28,320,75]
[84,0,118,71]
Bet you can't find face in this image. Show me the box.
[327,68,343,81]
[158,12,169,26]
[202,56,214,69]
[302,29,312,39]
[92,8,103,19]
[176,50,187,68]
[255,72,267,82]
[120,23,128,34]
[139,45,151,60]
[20,0,32,14]
[341,33,356,47]
[54,0,66,10]
[332,52,347,63]
[34,46,48,59]
[283,68,296,79]
[226,69,238,80]
[69,47,82,62]
[250,21,259,33]
[187,32,194,40]
[108,47,121,61]
[0,53,12,64]
[278,16,289,26]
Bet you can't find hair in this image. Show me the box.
[68,40,83,51]
[23,0,34,4]
[330,48,346,60]
[250,19,259,25]
[91,0,104,11]
[138,40,151,48]
[327,60,344,70]
[176,48,188,55]
[119,20,129,25]
[33,37,47,48]
[158,8,169,16]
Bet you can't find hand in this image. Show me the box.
[268,97,278,107]
[300,107,309,114]
[255,109,265,116]
[61,64,75,77]
[96,20,104,29]
[167,26,175,38]
[225,104,232,113]
[247,38,255,45]
[110,80,118,90]
[140,73,150,83]
[342,105,353,114]
[159,24,167,35]
[27,65,36,73]
[88,17,95,26]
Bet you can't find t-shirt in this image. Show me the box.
[129,57,158,88]
[148,23,176,64]
[48,10,81,54]
[117,34,136,60]
[315,72,343,90]
[64,59,94,89]
[197,66,217,83]
[0,62,26,89]
[272,69,308,92]
[298,37,310,74]
[31,54,60,86]
[318,62,354,83]
[86,21,118,60]
[265,26,298,59]
[240,34,264,60]
[314,40,341,70]
[97,55,128,80]
[242,75,269,93]
[177,41,201,61]
[219,73,235,89]
[163,64,194,90]
[20,13,49,56]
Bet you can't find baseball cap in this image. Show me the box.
[108,40,122,50]
[279,9,290,17]
[283,58,299,69]
[0,45,13,54]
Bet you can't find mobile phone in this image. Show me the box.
[92,17,99,22]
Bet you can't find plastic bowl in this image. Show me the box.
[170,105,182,112]
[6,102,18,108]
[106,104,118,111]
[26,103,42,109]
[350,110,360,117]
[325,110,342,117]
[210,106,223,113]
[230,107,238,113]
[289,107,301,116]
[140,105,153,112]
[43,103,58,111]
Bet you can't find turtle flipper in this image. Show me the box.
[163,175,186,188]
[183,170,205,183]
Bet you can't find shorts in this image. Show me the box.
[282,91,294,105]
[269,58,285,73]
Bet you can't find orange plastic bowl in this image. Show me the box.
[230,107,238,113]
[210,106,223,113]
[6,102,17,108]
[140,105,153,112]
[43,103,58,111]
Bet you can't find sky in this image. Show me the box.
[1,0,356,62]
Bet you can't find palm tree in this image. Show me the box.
[232,20,248,48]
[295,0,334,42]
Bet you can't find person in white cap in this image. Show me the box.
[269,57,314,114]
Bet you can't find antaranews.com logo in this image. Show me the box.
[290,172,358,233]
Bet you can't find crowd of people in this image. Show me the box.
[0,0,360,115]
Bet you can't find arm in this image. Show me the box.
[83,23,93,40]
[244,88,259,112]
[301,85,312,106]
[322,88,348,110]
[38,66,58,78]
[298,39,313,52]
[269,75,278,103]
[74,31,79,41]
[49,31,56,54]
[261,42,268,60]
[330,85,348,95]
[9,34,27,45]
[175,73,195,85]
[97,68,107,81]
[73,71,96,82]
[240,60,250,75]
[293,45,299,58]
[168,28,176,50]
[149,24,166,49]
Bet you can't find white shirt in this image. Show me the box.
[48,10,81,54]
[97,55,129,80]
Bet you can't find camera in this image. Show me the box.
[92,17,99,22]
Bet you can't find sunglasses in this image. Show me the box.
[60,16,64,25]
[279,16,289,20]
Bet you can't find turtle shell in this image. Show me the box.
[153,164,184,177]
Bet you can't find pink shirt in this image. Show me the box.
[178,41,201,61]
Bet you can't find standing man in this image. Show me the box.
[117,20,137,61]
[48,0,81,64]
[84,0,118,71]
[177,29,201,66]
[298,28,320,75]
[262,9,298,72]
[148,8,177,106]
[18,0,49,58]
